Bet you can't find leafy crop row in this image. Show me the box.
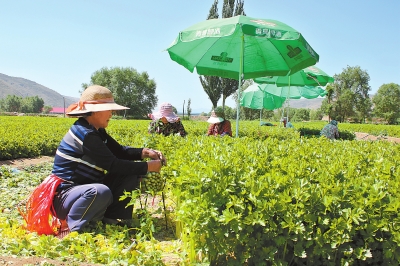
[152,135,400,265]
[1,116,389,161]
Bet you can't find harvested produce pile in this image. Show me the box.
[141,171,165,194]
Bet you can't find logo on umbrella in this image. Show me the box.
[250,20,277,27]
[287,45,301,58]
[255,28,283,38]
[211,52,233,63]
[195,28,221,38]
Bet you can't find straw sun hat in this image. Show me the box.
[207,108,225,124]
[66,85,129,116]
[149,102,180,123]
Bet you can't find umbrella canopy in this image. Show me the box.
[240,83,285,110]
[259,82,327,125]
[254,65,334,87]
[259,83,327,99]
[166,15,319,136]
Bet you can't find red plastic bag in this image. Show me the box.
[19,174,64,235]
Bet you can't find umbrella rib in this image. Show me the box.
[261,39,292,76]
[305,73,322,86]
[251,38,287,78]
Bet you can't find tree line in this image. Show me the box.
[0,95,51,114]
[207,67,400,125]
[321,66,400,124]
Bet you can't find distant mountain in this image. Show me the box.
[0,73,78,107]
[287,97,324,110]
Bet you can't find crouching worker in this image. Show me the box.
[320,120,339,140]
[207,107,232,137]
[22,85,166,239]
[148,102,187,137]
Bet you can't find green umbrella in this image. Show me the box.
[254,65,334,87]
[240,83,286,123]
[240,83,285,110]
[256,82,326,124]
[166,15,319,137]
[253,65,332,123]
[258,83,327,99]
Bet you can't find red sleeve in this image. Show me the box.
[222,120,232,136]
[207,124,214,135]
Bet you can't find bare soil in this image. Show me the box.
[354,132,400,143]
[0,155,54,168]
[0,256,103,266]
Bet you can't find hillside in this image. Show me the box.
[0,73,78,107]
[287,97,324,110]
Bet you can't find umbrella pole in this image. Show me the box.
[280,104,286,127]
[287,76,291,122]
[235,33,244,138]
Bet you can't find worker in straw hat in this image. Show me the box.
[206,106,232,137]
[148,102,187,137]
[38,85,166,238]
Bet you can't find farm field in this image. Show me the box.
[1,132,399,170]
[0,116,400,265]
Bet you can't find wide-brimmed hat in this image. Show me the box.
[66,85,129,116]
[207,108,225,124]
[149,102,180,123]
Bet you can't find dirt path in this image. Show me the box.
[0,155,54,168]
[354,132,400,143]
[0,256,102,266]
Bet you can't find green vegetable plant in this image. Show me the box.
[1,117,400,265]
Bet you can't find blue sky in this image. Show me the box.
[1,1,399,113]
